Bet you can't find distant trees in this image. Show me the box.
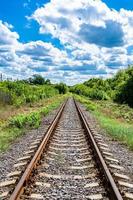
[115,74,133,107]
[71,65,133,107]
[1,66,133,107]
[0,77,58,106]
[70,78,110,100]
[28,74,51,85]
[28,74,45,85]
[55,83,68,94]
[45,79,51,85]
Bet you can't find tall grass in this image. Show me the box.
[0,95,66,152]
[75,94,133,150]
[94,111,133,150]
[0,81,59,107]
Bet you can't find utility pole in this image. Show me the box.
[0,73,2,82]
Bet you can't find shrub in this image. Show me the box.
[115,76,133,107]
[0,80,59,107]
[8,95,66,129]
[89,90,110,100]
[85,103,96,111]
[25,112,41,128]
[9,115,27,128]
[55,83,68,94]
[29,74,45,85]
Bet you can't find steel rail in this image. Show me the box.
[9,100,67,200]
[74,99,123,200]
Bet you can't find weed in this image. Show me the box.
[75,94,133,150]
[95,111,133,150]
[0,95,66,152]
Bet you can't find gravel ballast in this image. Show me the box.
[0,99,133,199]
[0,107,60,182]
[21,98,108,200]
[80,103,133,182]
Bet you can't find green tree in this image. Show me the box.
[45,79,51,85]
[29,74,45,85]
[115,76,133,107]
[55,83,68,94]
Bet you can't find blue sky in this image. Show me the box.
[0,0,133,84]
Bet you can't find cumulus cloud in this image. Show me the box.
[28,0,133,81]
[79,20,124,47]
[0,21,19,46]
[31,0,127,48]
[0,0,133,84]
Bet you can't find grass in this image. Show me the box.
[0,128,24,152]
[0,95,62,124]
[0,95,67,152]
[94,100,133,123]
[94,111,133,150]
[74,94,133,150]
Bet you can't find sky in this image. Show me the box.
[0,0,133,85]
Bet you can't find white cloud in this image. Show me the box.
[27,0,133,83]
[0,21,19,46]
[31,0,127,48]
[0,0,133,84]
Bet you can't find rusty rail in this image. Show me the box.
[9,100,67,200]
[9,98,123,200]
[74,99,123,200]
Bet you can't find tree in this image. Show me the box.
[55,83,68,94]
[45,79,51,85]
[115,76,133,107]
[29,74,45,85]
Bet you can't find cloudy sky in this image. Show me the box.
[0,0,133,85]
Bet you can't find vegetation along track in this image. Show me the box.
[0,98,133,199]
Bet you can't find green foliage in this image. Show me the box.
[95,111,133,150]
[115,75,133,107]
[0,128,23,152]
[74,95,97,111]
[28,74,45,85]
[0,79,58,106]
[75,94,133,150]
[9,95,66,129]
[0,95,66,152]
[9,113,41,129]
[9,115,27,128]
[88,89,110,100]
[85,103,96,111]
[70,84,90,96]
[28,74,51,85]
[55,83,68,94]
[71,84,109,100]
[95,100,133,123]
[71,65,133,107]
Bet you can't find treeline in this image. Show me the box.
[70,66,133,107]
[0,74,68,107]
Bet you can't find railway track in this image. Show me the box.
[0,98,133,199]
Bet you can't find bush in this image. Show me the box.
[55,83,68,94]
[9,95,66,129]
[115,76,133,107]
[0,80,59,107]
[71,85,109,100]
[26,112,41,128]
[29,74,45,85]
[9,112,41,129]
[9,115,27,128]
[74,95,96,111]
[85,103,96,111]
[89,89,110,100]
